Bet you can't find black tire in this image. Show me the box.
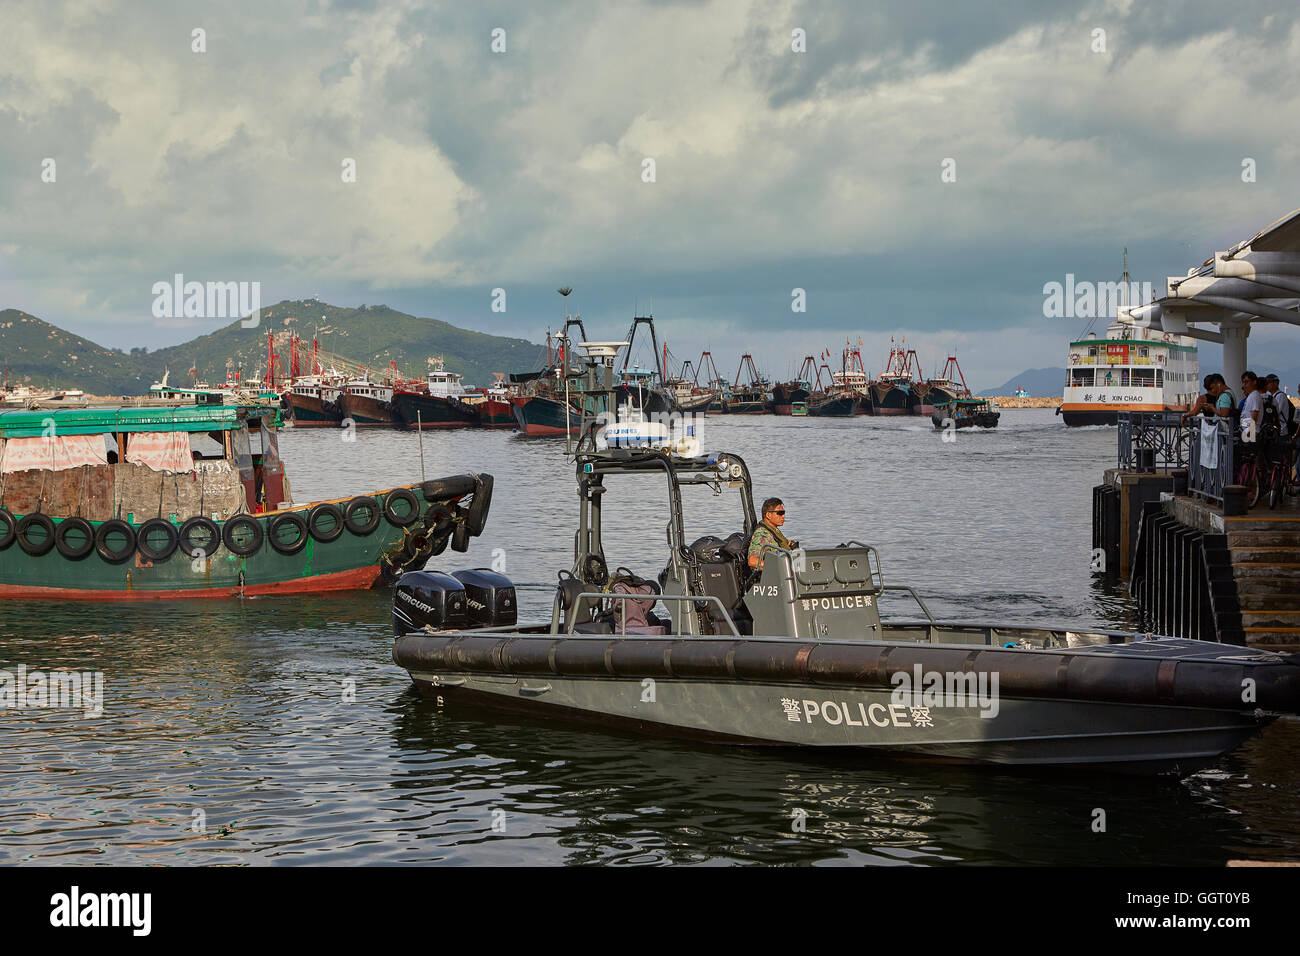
[464,473,493,536]
[0,507,16,550]
[422,504,453,532]
[421,475,476,501]
[95,519,136,563]
[308,503,345,543]
[344,496,381,535]
[451,518,471,552]
[222,515,264,557]
[1246,462,1262,509]
[400,529,432,568]
[430,528,451,556]
[137,517,179,562]
[16,514,56,556]
[383,488,421,527]
[179,516,222,559]
[54,516,95,560]
[268,512,309,555]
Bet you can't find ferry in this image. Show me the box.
[1059,319,1199,426]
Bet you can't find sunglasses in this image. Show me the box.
[771,510,786,516]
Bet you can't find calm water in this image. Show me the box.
[1,408,1297,865]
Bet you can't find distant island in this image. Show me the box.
[0,299,547,395]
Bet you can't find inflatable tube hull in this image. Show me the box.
[394,631,1300,774]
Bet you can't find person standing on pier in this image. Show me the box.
[1182,373,1234,424]
[1239,371,1263,436]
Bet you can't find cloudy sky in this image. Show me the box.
[2,0,1298,388]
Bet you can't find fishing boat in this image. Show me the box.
[868,341,912,416]
[284,376,345,426]
[508,318,591,437]
[461,375,517,428]
[391,445,1300,774]
[612,315,677,415]
[932,398,1000,430]
[666,360,715,414]
[769,380,810,416]
[337,377,397,425]
[827,346,871,415]
[725,354,770,414]
[392,361,480,429]
[0,404,491,599]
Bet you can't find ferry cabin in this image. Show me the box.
[1061,324,1199,425]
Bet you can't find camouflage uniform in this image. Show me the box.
[747,521,788,566]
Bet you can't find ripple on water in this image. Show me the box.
[1,411,1297,864]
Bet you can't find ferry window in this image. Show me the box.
[1139,347,1149,358]
[1132,369,1155,387]
[1070,369,1093,387]
[1088,346,1097,357]
[1154,369,1163,386]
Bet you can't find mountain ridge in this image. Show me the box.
[0,300,548,394]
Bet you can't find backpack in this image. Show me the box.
[1260,395,1281,440]
[1279,394,1298,438]
[608,568,660,632]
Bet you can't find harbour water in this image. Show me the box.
[2,408,1297,865]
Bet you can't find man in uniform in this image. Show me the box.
[747,497,795,569]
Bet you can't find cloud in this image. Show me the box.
[0,0,1296,385]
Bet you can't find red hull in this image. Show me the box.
[0,565,383,601]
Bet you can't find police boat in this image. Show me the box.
[391,450,1300,776]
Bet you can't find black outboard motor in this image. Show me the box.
[393,571,468,635]
[451,569,517,628]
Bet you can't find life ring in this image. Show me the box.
[464,473,493,536]
[222,515,264,557]
[0,507,15,550]
[54,516,96,560]
[268,512,309,555]
[344,496,381,535]
[179,516,222,560]
[308,503,345,543]
[136,517,179,562]
[383,488,421,528]
[95,519,136,563]
[420,475,476,501]
[16,513,56,556]
[451,518,471,552]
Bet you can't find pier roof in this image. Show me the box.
[1124,207,1300,384]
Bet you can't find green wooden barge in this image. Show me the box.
[0,405,491,600]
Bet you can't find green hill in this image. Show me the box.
[0,301,547,394]
[0,309,141,393]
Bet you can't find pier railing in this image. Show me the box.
[1117,412,1191,470]
[1188,418,1234,504]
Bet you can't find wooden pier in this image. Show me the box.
[1094,467,1300,651]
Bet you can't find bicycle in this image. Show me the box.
[1235,448,1263,509]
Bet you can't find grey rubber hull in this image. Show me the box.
[395,631,1300,774]
[409,672,1266,774]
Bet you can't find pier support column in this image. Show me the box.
[1221,323,1249,388]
